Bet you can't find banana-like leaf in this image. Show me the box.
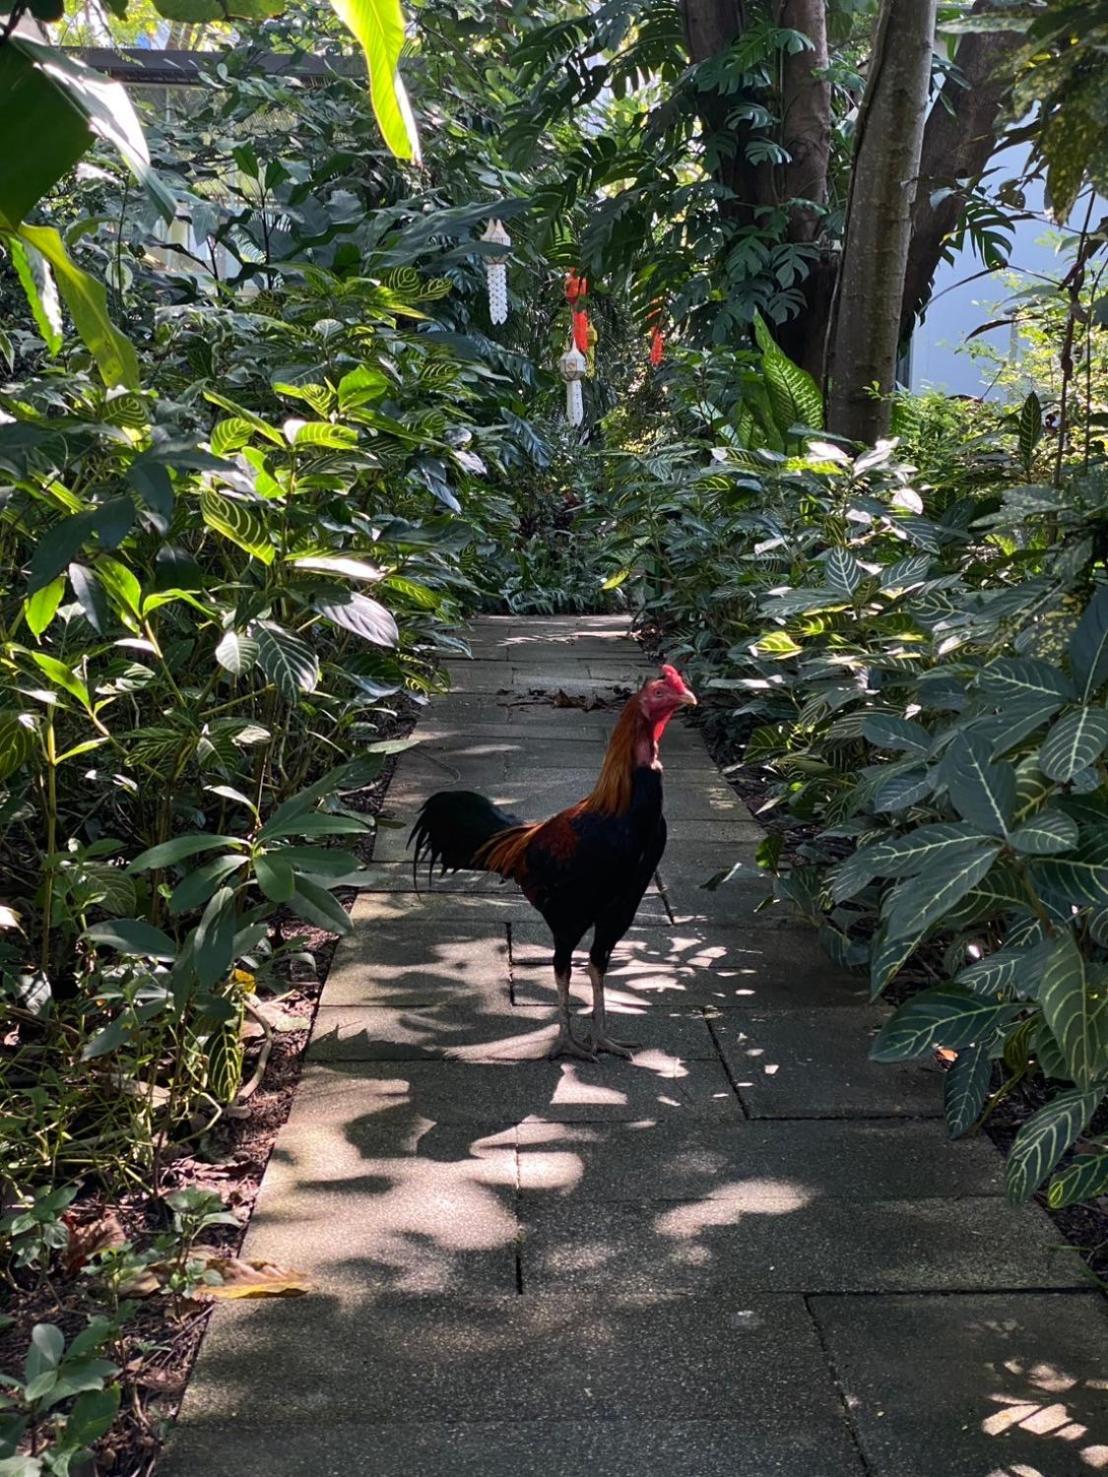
[328,0,422,163]
[14,224,138,387]
[882,844,1001,942]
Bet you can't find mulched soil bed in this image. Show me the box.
[647,630,1108,1287]
[0,698,421,1476]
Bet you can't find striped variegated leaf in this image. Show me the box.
[871,985,1018,1062]
[882,844,1001,942]
[867,821,989,879]
[862,714,930,754]
[977,658,1074,706]
[869,923,921,1000]
[956,938,1053,1000]
[1047,1146,1108,1208]
[1040,935,1108,1090]
[1033,833,1108,909]
[942,734,1016,837]
[824,546,863,596]
[1068,584,1108,702]
[873,769,933,812]
[1005,1085,1105,1203]
[1039,707,1108,781]
[988,698,1064,758]
[1009,810,1079,855]
[944,1039,994,1138]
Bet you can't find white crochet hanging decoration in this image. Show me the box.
[481,218,511,325]
[559,344,588,426]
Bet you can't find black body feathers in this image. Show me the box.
[408,790,522,882]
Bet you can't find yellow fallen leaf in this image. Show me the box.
[194,1254,313,1300]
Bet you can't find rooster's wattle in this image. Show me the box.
[408,665,697,1059]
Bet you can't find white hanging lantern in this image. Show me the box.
[559,344,588,426]
[481,218,511,325]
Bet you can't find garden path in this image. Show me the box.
[163,615,1107,1477]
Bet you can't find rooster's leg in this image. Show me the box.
[547,956,596,1062]
[587,961,635,1058]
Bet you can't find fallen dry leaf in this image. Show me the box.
[193,1254,313,1300]
[63,1209,127,1275]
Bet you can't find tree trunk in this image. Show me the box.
[772,0,833,376]
[899,0,1022,341]
[825,0,938,442]
[777,0,831,243]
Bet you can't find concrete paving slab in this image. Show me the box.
[238,1119,517,1295]
[520,1197,1086,1295]
[160,1417,865,1477]
[509,956,869,1012]
[287,1058,741,1127]
[508,919,832,969]
[168,614,1093,1477]
[515,1117,1005,1201]
[321,921,509,1007]
[167,1292,854,1430]
[811,1292,1108,1477]
[310,1002,718,1062]
[712,1008,944,1117]
[354,891,534,925]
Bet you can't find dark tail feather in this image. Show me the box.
[408,790,523,885]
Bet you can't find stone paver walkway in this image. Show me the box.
[165,616,1107,1477]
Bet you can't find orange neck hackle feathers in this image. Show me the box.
[477,666,696,879]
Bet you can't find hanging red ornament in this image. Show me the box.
[565,270,588,305]
[573,309,590,354]
[649,325,665,367]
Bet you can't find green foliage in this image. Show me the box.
[604,314,1108,1206]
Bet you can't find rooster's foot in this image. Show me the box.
[590,1034,636,1059]
[547,1025,597,1062]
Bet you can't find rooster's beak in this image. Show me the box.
[679,690,697,708]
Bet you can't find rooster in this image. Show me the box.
[408,665,697,1060]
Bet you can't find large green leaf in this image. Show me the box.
[882,843,1001,941]
[943,1039,993,1138]
[977,658,1074,706]
[862,714,929,755]
[1047,1147,1108,1209]
[200,490,274,564]
[255,622,320,700]
[869,923,922,999]
[867,821,988,879]
[84,918,176,959]
[1005,1085,1105,1203]
[1040,931,1105,1090]
[752,312,823,431]
[942,734,1016,837]
[1008,810,1079,855]
[287,875,353,934]
[7,233,63,352]
[192,885,236,990]
[12,38,174,222]
[0,710,38,782]
[823,547,862,596]
[15,224,138,387]
[1033,832,1108,908]
[314,591,399,647]
[0,41,89,228]
[328,0,421,162]
[871,985,1018,1062]
[955,938,1053,1000]
[1068,584,1108,701]
[1039,706,1108,781]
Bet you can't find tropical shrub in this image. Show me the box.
[606,360,1108,1207]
